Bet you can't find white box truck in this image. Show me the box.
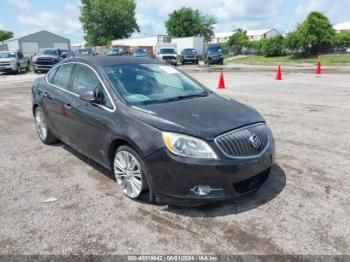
[171,36,205,56]
[155,43,177,66]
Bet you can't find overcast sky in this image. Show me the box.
[0,0,349,43]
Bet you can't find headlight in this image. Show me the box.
[10,60,16,65]
[162,132,217,159]
[32,57,37,63]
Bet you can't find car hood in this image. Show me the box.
[127,92,264,140]
[0,58,15,62]
[208,52,222,57]
[159,54,176,57]
[33,55,59,59]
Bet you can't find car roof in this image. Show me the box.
[64,56,162,67]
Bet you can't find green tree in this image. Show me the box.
[334,31,350,50]
[165,7,217,41]
[285,11,335,55]
[0,30,14,42]
[227,29,249,54]
[261,35,285,57]
[80,0,139,46]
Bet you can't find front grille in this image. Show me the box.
[215,123,269,158]
[36,58,57,65]
[162,56,175,60]
[0,62,10,66]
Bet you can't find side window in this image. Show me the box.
[17,52,24,58]
[72,64,113,109]
[52,63,74,90]
[47,67,58,83]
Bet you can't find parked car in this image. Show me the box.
[60,50,73,60]
[32,56,275,207]
[180,48,198,65]
[106,48,125,56]
[156,43,177,66]
[75,48,95,56]
[0,50,29,74]
[205,43,224,65]
[32,48,63,73]
[132,48,150,58]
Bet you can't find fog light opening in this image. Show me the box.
[191,185,212,196]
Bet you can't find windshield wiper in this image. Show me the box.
[151,93,208,104]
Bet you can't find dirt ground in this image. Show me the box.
[0,69,349,256]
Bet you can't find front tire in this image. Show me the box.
[113,145,149,200]
[16,65,21,74]
[34,107,58,144]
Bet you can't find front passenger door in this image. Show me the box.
[68,64,115,163]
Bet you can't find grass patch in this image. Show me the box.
[227,54,350,65]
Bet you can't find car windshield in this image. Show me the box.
[107,48,123,55]
[0,52,16,58]
[133,49,147,54]
[104,63,208,105]
[159,49,175,54]
[76,49,92,55]
[38,49,58,56]
[183,49,195,55]
[208,47,221,54]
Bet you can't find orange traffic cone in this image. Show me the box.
[218,71,226,89]
[315,62,321,74]
[275,65,282,80]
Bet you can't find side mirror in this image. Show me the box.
[80,89,97,103]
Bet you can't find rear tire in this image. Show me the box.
[113,145,151,200]
[34,107,58,145]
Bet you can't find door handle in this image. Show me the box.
[64,104,72,110]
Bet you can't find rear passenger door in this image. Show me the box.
[68,63,115,163]
[43,63,75,140]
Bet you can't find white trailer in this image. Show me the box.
[111,35,168,55]
[171,36,205,55]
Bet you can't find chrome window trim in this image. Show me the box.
[214,122,271,160]
[46,61,116,113]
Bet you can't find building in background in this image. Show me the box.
[71,41,89,51]
[112,35,169,55]
[334,22,350,33]
[171,36,205,55]
[0,30,70,56]
[210,28,280,43]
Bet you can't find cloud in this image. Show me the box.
[10,1,83,42]
[135,0,285,35]
[17,11,82,39]
[295,0,350,24]
[6,0,30,12]
[65,2,80,15]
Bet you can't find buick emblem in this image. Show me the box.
[249,134,261,149]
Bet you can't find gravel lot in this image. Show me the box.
[0,69,349,256]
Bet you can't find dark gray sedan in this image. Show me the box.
[32,56,275,206]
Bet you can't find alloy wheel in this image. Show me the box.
[35,109,48,141]
[114,151,143,198]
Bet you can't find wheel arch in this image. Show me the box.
[32,104,39,116]
[108,138,144,169]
